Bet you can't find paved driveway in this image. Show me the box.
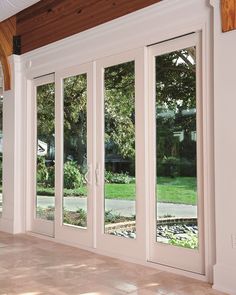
[35,196,197,218]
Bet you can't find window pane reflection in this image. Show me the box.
[104,61,136,239]
[63,74,88,228]
[36,83,55,221]
[156,47,198,249]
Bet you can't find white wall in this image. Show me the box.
[213,1,236,294]
[0,56,25,234]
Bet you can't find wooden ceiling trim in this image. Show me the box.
[0,17,16,91]
[221,0,236,32]
[16,0,162,54]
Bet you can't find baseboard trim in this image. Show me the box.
[213,263,236,295]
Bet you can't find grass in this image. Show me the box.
[37,177,197,205]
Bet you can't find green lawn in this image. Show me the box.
[37,177,197,205]
[105,177,196,205]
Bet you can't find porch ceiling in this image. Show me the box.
[0,0,40,22]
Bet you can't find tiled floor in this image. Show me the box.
[0,232,228,295]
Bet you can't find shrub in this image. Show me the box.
[37,157,48,184]
[105,171,135,184]
[36,206,54,221]
[64,161,82,189]
[169,233,198,249]
[63,208,87,227]
[46,166,55,188]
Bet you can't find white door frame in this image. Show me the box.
[148,33,205,274]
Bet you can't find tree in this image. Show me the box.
[37,48,197,176]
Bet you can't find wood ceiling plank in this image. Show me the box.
[16,0,161,53]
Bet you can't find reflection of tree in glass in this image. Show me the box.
[37,83,55,161]
[156,47,197,177]
[105,62,135,160]
[36,50,196,172]
[63,74,87,167]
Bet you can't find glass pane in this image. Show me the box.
[0,81,3,217]
[104,61,136,239]
[156,47,198,249]
[63,74,88,228]
[36,82,55,221]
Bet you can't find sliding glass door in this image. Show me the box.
[55,63,94,247]
[148,33,205,274]
[32,74,55,236]
[30,38,205,273]
[96,49,146,258]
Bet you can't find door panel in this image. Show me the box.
[55,63,94,247]
[148,33,205,274]
[103,61,136,239]
[32,74,55,237]
[96,49,146,259]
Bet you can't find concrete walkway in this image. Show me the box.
[35,196,197,218]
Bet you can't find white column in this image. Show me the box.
[0,55,25,234]
[213,1,236,294]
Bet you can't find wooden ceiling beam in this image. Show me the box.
[0,17,16,91]
[16,0,162,54]
[221,0,236,32]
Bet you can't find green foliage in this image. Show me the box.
[105,61,135,159]
[64,161,82,189]
[105,170,135,184]
[37,51,197,179]
[37,83,55,144]
[0,157,2,185]
[157,157,196,177]
[169,233,198,249]
[104,210,120,224]
[37,157,48,184]
[46,166,55,187]
[36,206,54,221]
[63,208,87,227]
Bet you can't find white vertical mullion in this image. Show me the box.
[92,61,97,249]
[25,80,33,232]
[87,63,95,246]
[196,31,205,274]
[148,47,157,261]
[135,48,148,258]
[95,61,105,240]
[55,74,64,233]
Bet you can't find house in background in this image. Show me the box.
[0,0,236,294]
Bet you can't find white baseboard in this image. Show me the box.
[213,264,236,295]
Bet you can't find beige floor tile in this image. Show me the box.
[0,232,229,295]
